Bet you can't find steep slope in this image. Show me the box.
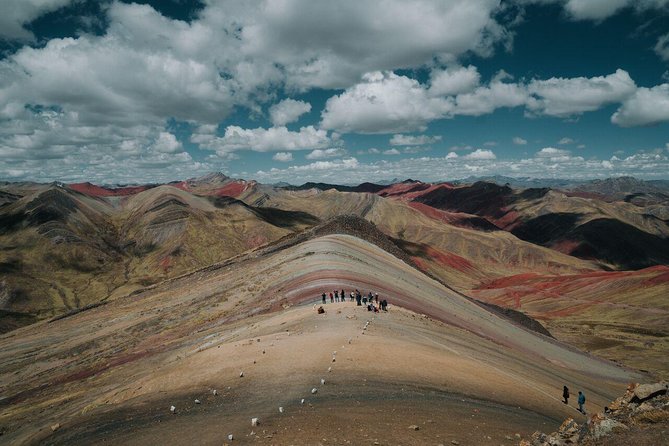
[239,185,599,289]
[386,180,669,270]
[0,185,125,330]
[471,266,669,378]
[0,229,641,444]
[0,184,317,331]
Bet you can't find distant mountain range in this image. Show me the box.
[1,172,668,341]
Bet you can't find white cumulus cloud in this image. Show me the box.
[273,152,293,162]
[513,136,528,145]
[429,65,481,96]
[192,125,334,155]
[269,99,312,126]
[306,148,347,159]
[526,69,636,117]
[464,149,496,160]
[320,71,453,133]
[611,84,669,127]
[389,134,442,146]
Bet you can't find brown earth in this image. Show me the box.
[0,233,640,445]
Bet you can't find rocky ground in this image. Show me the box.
[522,382,669,445]
[0,233,642,445]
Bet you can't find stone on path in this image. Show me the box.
[194,399,201,404]
[50,423,60,432]
[408,425,419,431]
[239,371,244,377]
[311,388,318,394]
[251,417,259,426]
[170,405,176,413]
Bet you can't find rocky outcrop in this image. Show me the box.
[521,381,668,446]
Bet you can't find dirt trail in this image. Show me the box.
[0,234,641,445]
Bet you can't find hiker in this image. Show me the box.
[563,386,569,405]
[578,391,586,413]
[368,292,373,302]
[322,293,326,304]
[341,289,345,302]
[362,295,367,304]
[375,293,379,304]
[381,299,388,311]
[334,290,339,302]
[330,292,334,303]
[350,292,355,302]
[356,293,362,306]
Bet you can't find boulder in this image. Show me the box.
[251,417,259,426]
[408,425,419,431]
[590,417,628,439]
[50,423,60,432]
[632,382,668,403]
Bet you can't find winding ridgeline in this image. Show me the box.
[0,174,667,444]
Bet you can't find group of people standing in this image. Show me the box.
[320,289,388,312]
[563,386,586,414]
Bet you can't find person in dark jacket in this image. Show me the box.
[563,386,569,404]
[578,391,586,413]
[322,293,326,304]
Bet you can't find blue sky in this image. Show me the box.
[1,0,668,185]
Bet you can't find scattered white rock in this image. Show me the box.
[213,389,218,396]
[300,398,305,404]
[311,388,318,394]
[321,378,326,385]
[194,399,201,404]
[170,405,176,413]
[591,418,629,439]
[328,367,332,373]
[348,338,352,344]
[279,406,284,413]
[228,434,233,441]
[50,423,60,432]
[239,371,244,377]
[332,357,336,362]
[408,425,419,431]
[251,417,259,426]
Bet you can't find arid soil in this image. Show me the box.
[0,234,641,445]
